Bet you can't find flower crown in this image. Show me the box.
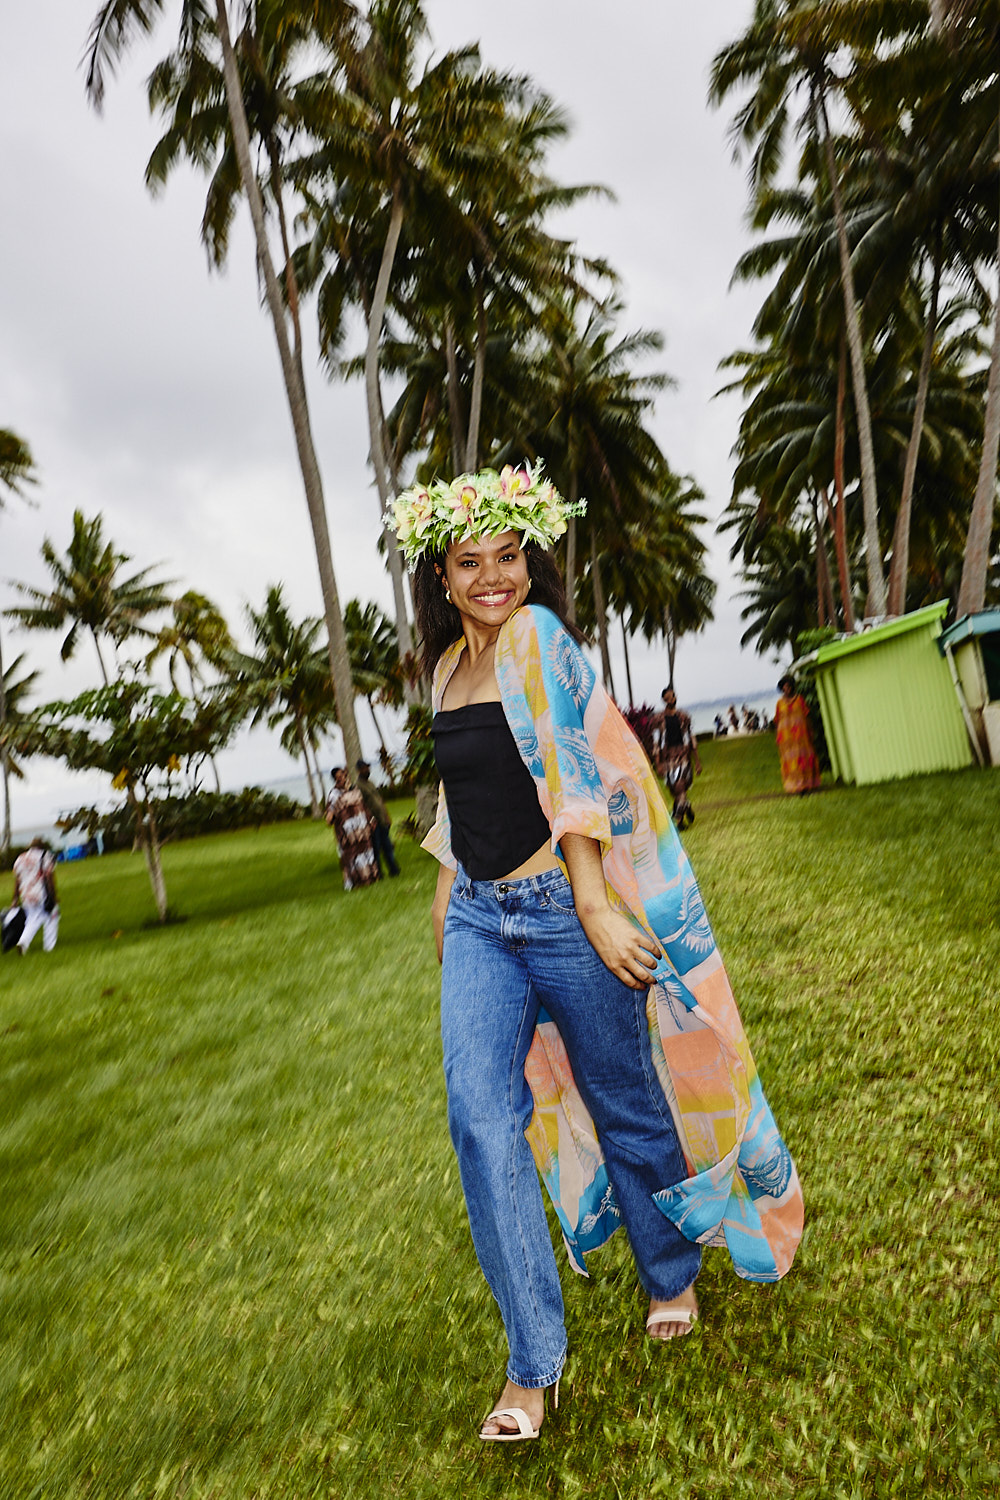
[386,462,586,567]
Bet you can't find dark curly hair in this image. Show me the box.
[413,543,586,679]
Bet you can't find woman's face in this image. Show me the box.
[442,530,531,632]
[781,680,794,699]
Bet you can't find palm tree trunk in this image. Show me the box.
[817,84,885,617]
[620,615,634,708]
[888,235,943,617]
[90,628,111,686]
[831,333,856,631]
[213,0,362,777]
[957,145,1000,618]
[663,605,677,689]
[464,276,488,470]
[590,531,615,696]
[444,315,466,475]
[812,494,835,627]
[366,694,390,757]
[0,625,10,855]
[295,711,322,818]
[363,184,416,677]
[564,466,579,625]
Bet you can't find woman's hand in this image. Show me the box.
[560,832,663,989]
[431,864,456,964]
[575,904,662,990]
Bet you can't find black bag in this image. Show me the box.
[2,906,26,953]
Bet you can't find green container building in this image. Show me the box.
[812,601,973,786]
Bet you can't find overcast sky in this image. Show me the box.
[0,0,778,833]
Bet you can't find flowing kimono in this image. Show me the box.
[424,605,803,1283]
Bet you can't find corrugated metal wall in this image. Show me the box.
[815,609,972,786]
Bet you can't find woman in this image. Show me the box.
[324,767,380,890]
[390,465,802,1443]
[775,676,821,795]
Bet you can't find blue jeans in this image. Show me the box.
[441,865,701,1388]
[372,823,400,876]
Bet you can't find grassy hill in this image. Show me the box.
[1,738,997,1497]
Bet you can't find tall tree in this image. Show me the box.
[711,0,891,615]
[146,590,235,790]
[84,0,364,771]
[343,597,403,759]
[7,510,171,685]
[224,584,334,818]
[295,0,564,669]
[0,429,37,853]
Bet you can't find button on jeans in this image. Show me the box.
[441,865,701,1389]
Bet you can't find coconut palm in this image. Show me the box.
[343,598,403,760]
[0,428,37,852]
[146,591,235,791]
[7,510,172,685]
[224,584,333,818]
[294,0,565,669]
[711,0,892,616]
[500,294,671,661]
[84,0,364,772]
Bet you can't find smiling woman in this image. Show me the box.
[390,466,803,1447]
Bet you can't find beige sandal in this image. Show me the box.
[479,1379,559,1442]
[645,1305,698,1337]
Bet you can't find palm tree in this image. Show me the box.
[0,428,37,853]
[711,0,891,616]
[7,510,172,685]
[84,0,364,773]
[294,0,558,668]
[343,598,403,760]
[224,584,333,818]
[502,294,671,662]
[146,591,235,791]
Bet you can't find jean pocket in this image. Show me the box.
[545,877,577,914]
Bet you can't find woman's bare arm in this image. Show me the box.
[560,832,662,989]
[431,863,456,963]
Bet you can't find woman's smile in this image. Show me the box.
[443,530,531,631]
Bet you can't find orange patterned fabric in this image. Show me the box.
[775,693,821,794]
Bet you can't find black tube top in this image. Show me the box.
[432,702,552,879]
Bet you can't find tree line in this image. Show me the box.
[712,0,1000,657]
[80,0,713,736]
[0,491,404,918]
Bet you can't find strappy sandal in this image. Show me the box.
[479,1379,559,1442]
[645,1306,698,1338]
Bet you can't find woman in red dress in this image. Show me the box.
[775,676,821,795]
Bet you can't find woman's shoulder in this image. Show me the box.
[502,603,571,651]
[431,636,466,704]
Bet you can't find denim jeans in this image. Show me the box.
[441,865,701,1388]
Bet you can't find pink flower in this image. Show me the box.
[448,481,479,512]
[499,465,530,498]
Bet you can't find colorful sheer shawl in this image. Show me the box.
[424,605,803,1282]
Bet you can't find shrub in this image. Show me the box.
[57,788,305,852]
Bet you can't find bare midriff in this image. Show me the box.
[499,839,562,882]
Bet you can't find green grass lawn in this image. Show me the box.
[1,745,998,1498]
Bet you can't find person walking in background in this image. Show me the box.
[355,760,400,878]
[325,768,380,890]
[775,676,821,795]
[656,688,702,830]
[12,837,59,953]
